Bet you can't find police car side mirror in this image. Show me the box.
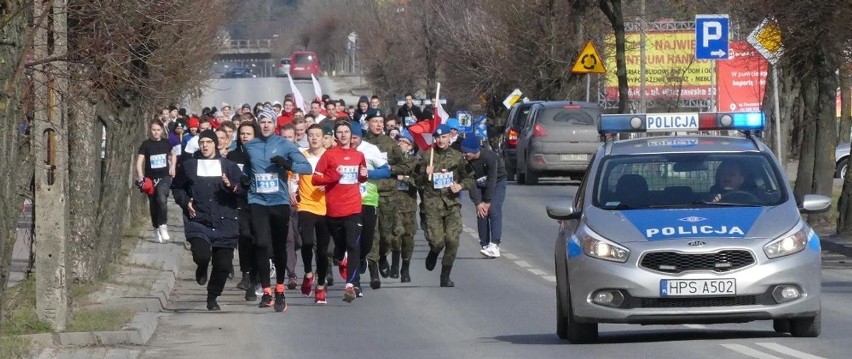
[799,194,831,214]
[546,201,580,220]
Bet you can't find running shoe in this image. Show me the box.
[488,244,501,258]
[355,286,363,298]
[326,272,334,287]
[314,286,327,304]
[245,287,257,301]
[159,224,170,241]
[274,291,288,312]
[258,292,273,308]
[338,253,348,281]
[154,228,163,243]
[342,285,356,303]
[236,273,251,290]
[206,298,220,311]
[300,274,314,297]
[287,275,298,290]
[479,245,491,257]
[254,283,263,297]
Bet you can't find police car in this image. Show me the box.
[547,112,832,343]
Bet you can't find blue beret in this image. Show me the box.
[433,124,451,136]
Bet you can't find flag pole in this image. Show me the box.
[428,82,441,181]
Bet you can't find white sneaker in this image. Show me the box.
[158,224,170,241]
[489,244,501,258]
[269,260,276,279]
[254,283,263,297]
[154,228,163,243]
[480,245,491,257]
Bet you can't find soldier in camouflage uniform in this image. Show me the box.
[416,124,475,287]
[363,111,413,288]
[394,130,420,283]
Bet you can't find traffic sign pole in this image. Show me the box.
[773,65,782,166]
[586,74,590,102]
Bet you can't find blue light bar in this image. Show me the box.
[599,114,646,134]
[600,112,766,134]
[731,112,765,129]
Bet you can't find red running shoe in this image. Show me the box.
[338,253,348,281]
[300,274,314,297]
[314,286,327,304]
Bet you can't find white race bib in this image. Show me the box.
[150,154,167,169]
[196,159,222,177]
[432,172,454,189]
[255,173,279,194]
[339,165,359,184]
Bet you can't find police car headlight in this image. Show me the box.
[580,228,630,263]
[763,226,809,259]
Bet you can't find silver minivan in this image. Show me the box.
[515,101,601,185]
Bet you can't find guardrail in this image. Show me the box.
[222,39,273,50]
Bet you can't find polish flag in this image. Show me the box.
[407,108,443,151]
[311,74,323,101]
[287,73,306,110]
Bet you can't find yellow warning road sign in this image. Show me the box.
[571,41,606,74]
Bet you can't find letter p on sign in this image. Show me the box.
[703,22,722,47]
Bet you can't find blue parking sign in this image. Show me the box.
[695,15,729,60]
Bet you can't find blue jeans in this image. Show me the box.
[476,179,506,246]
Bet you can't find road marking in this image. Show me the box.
[503,253,518,260]
[463,227,476,234]
[755,343,828,359]
[542,275,557,282]
[515,261,532,268]
[720,344,785,359]
[683,324,706,329]
[528,268,547,276]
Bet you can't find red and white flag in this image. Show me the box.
[407,82,447,150]
[311,74,323,102]
[287,74,306,110]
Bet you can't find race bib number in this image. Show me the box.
[339,165,359,184]
[397,180,409,191]
[476,175,487,188]
[360,183,368,197]
[432,172,454,189]
[150,154,167,169]
[255,173,279,194]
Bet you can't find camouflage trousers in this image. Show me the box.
[397,210,417,261]
[424,205,462,267]
[367,195,399,263]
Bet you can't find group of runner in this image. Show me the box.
[136,94,506,311]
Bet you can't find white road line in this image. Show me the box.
[502,253,518,260]
[720,344,785,359]
[682,324,706,329]
[542,275,557,282]
[463,227,476,234]
[514,260,532,268]
[756,343,829,359]
[528,268,547,276]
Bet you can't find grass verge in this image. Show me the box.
[65,307,135,332]
[0,277,53,336]
[0,335,33,359]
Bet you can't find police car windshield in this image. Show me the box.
[594,153,786,209]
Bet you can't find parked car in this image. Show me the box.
[500,101,542,181]
[836,142,849,179]
[548,113,830,343]
[275,58,291,77]
[514,101,602,185]
[221,67,254,79]
[288,51,321,80]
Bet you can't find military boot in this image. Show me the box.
[425,250,439,271]
[440,265,455,287]
[379,255,390,278]
[368,262,382,289]
[400,259,411,283]
[389,251,400,279]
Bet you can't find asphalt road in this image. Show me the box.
[143,78,852,359]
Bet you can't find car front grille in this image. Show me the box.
[633,296,757,308]
[640,250,755,274]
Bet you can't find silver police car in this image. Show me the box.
[548,112,831,343]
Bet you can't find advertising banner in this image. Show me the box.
[605,31,714,100]
[716,41,768,112]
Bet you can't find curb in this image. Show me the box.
[24,206,185,349]
[822,235,852,257]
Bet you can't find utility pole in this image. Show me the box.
[33,0,69,330]
[639,0,647,113]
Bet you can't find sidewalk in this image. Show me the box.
[25,202,186,359]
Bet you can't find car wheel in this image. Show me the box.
[772,319,790,333]
[556,286,569,340]
[789,311,821,337]
[505,158,516,181]
[836,158,848,179]
[525,163,539,185]
[558,286,598,343]
[516,167,526,184]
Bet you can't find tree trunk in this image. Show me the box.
[840,66,851,144]
[599,0,628,113]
